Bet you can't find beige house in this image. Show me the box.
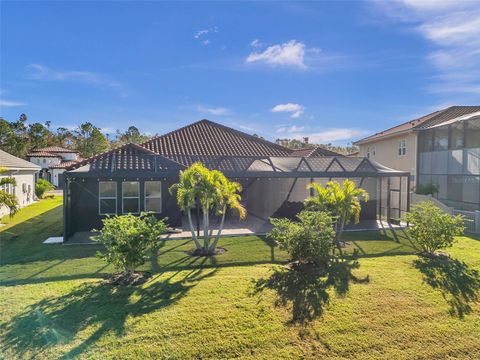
[354,106,480,186]
[0,149,41,218]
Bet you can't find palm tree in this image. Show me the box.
[170,163,246,255]
[306,179,369,249]
[0,168,18,217]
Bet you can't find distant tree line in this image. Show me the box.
[0,114,152,159]
[275,138,358,155]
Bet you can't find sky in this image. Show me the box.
[1,0,479,145]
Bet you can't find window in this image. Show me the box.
[366,145,375,158]
[419,130,434,152]
[43,159,46,164]
[122,181,140,214]
[398,140,406,156]
[145,181,162,213]
[99,182,117,215]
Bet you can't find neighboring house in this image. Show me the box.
[0,149,41,217]
[354,106,480,211]
[26,146,81,187]
[63,119,409,242]
[354,106,480,186]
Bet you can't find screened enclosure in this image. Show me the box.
[64,154,410,242]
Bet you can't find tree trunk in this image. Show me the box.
[187,209,202,250]
[209,205,226,253]
[203,203,210,253]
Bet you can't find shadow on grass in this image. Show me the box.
[1,266,216,359]
[414,257,480,318]
[254,256,370,324]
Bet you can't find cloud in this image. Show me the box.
[0,99,26,107]
[197,105,230,116]
[24,64,127,96]
[276,125,305,133]
[193,27,218,45]
[250,39,263,48]
[271,103,305,118]
[294,129,369,143]
[373,1,480,95]
[246,40,308,69]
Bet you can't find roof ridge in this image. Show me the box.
[141,119,292,154]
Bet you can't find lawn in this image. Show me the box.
[1,197,480,359]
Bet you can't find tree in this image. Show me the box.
[74,122,110,158]
[403,201,464,255]
[35,179,55,198]
[169,163,246,255]
[268,210,335,266]
[0,168,18,218]
[28,122,49,149]
[94,213,167,280]
[305,179,369,248]
[112,126,151,146]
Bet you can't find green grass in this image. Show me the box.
[1,197,480,359]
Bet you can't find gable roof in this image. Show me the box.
[141,119,291,157]
[354,106,480,145]
[0,150,41,170]
[290,146,343,157]
[31,146,78,153]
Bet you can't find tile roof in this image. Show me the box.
[141,119,292,157]
[50,160,82,169]
[290,146,343,157]
[354,106,480,144]
[0,149,41,170]
[31,146,78,153]
[27,151,62,158]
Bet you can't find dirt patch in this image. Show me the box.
[108,271,152,286]
[185,247,227,257]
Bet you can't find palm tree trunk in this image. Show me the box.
[209,205,226,253]
[187,210,202,250]
[203,203,210,253]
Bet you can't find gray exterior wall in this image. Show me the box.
[417,117,480,211]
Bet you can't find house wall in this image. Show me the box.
[29,156,62,169]
[357,132,417,184]
[0,170,37,217]
[65,177,181,239]
[51,168,65,187]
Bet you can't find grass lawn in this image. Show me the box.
[1,196,480,359]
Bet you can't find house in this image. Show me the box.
[26,146,81,187]
[63,119,410,242]
[0,149,41,217]
[354,106,480,186]
[354,106,480,211]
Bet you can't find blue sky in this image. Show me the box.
[1,1,479,145]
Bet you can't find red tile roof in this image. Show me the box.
[141,119,291,157]
[31,146,78,153]
[50,160,83,169]
[27,151,62,158]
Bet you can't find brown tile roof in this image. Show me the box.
[290,146,343,157]
[0,149,41,170]
[141,119,291,157]
[355,106,480,144]
[31,146,78,153]
[27,151,62,158]
[50,160,82,169]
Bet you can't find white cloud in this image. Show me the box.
[0,99,27,107]
[197,105,230,116]
[250,39,263,48]
[271,103,305,118]
[374,1,480,95]
[296,129,368,143]
[193,27,218,45]
[276,125,305,133]
[246,40,307,69]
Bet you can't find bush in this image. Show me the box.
[35,179,55,198]
[93,213,168,276]
[268,210,336,266]
[403,201,464,254]
[415,182,439,196]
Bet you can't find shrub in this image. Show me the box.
[35,179,55,198]
[403,201,464,254]
[415,182,439,196]
[268,210,336,266]
[93,213,168,275]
